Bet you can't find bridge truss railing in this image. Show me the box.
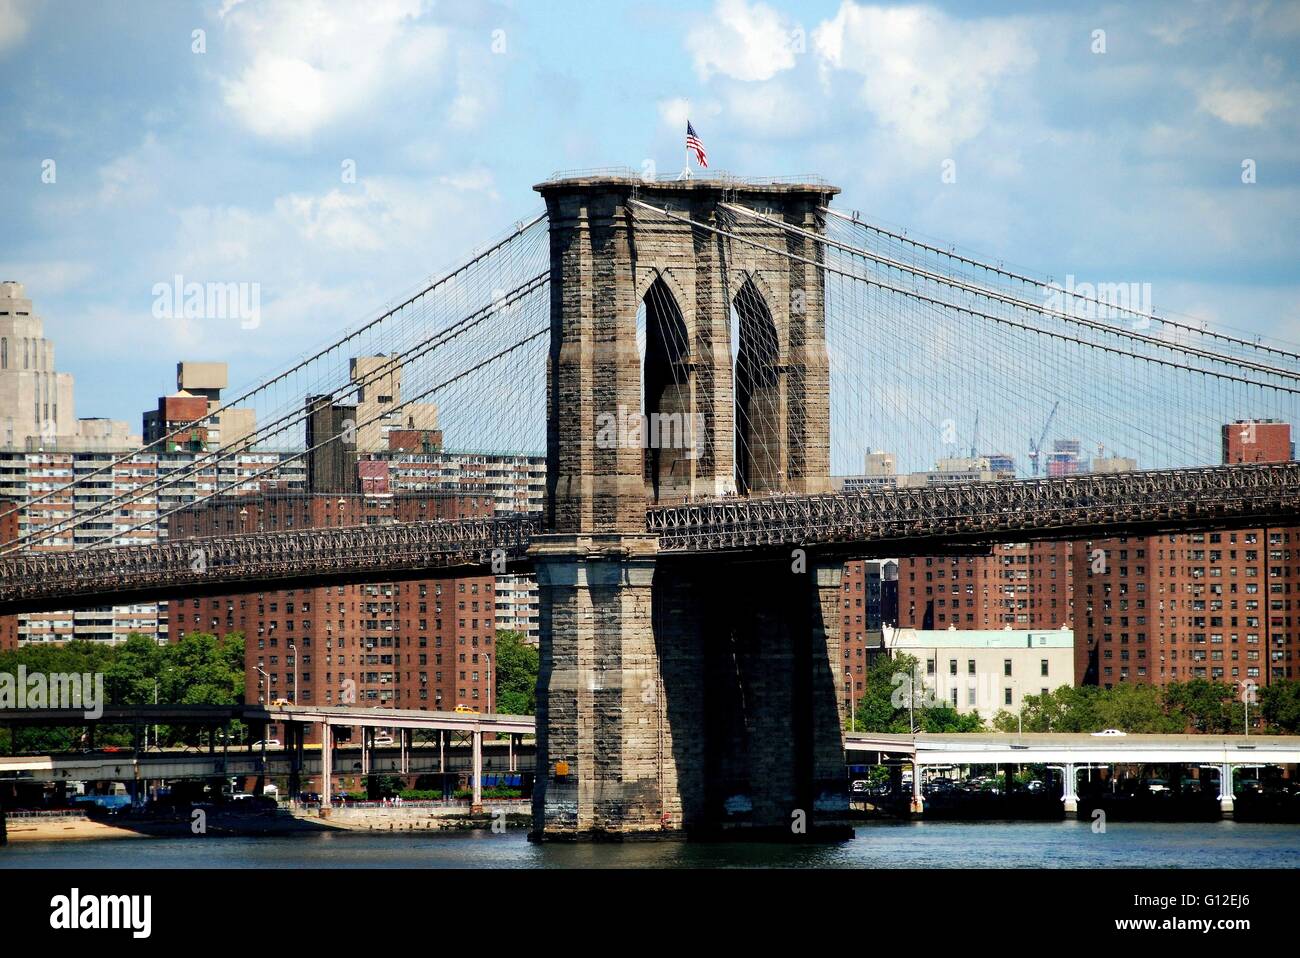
[0,514,540,611]
[647,462,1300,554]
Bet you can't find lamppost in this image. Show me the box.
[845,669,855,730]
[151,666,176,750]
[289,643,298,705]
[484,653,492,713]
[255,666,270,705]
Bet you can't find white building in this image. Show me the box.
[884,625,1075,718]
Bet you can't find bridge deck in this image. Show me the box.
[0,462,1295,614]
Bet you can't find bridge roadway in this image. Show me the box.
[0,741,535,784]
[845,731,1300,815]
[5,702,1298,817]
[0,461,1296,615]
[0,704,537,808]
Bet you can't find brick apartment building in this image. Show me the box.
[896,541,1075,634]
[1076,420,1297,690]
[883,420,1296,693]
[168,490,497,741]
[839,559,898,698]
[0,500,16,651]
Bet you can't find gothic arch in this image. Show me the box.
[640,275,693,501]
[732,276,783,495]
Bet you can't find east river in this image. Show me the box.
[2,820,1298,869]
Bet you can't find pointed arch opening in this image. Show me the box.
[637,277,693,502]
[731,277,781,496]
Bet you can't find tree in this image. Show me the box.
[1093,682,1177,733]
[1163,679,1234,733]
[1260,681,1300,733]
[493,630,538,715]
[852,652,985,733]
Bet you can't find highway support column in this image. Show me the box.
[319,722,332,817]
[471,728,483,813]
[1218,763,1235,819]
[1062,762,1079,815]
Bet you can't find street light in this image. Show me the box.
[484,653,492,714]
[289,643,298,705]
[845,669,855,731]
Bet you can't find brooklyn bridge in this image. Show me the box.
[1,173,1297,839]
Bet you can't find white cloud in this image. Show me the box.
[658,97,693,130]
[0,0,34,55]
[1197,84,1282,126]
[686,0,801,82]
[812,3,1037,154]
[97,134,163,206]
[217,0,449,140]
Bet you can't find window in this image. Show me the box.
[967,659,976,675]
[1004,688,1013,706]
[1040,659,1049,677]
[1003,659,1012,677]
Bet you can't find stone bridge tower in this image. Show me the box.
[529,175,846,840]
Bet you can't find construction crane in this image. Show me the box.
[1028,401,1060,477]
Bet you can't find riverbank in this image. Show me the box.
[5,817,145,842]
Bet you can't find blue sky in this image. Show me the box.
[0,0,1297,428]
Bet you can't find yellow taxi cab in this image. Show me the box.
[453,704,479,715]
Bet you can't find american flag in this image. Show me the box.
[686,121,708,168]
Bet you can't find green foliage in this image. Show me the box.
[452,785,521,800]
[0,631,246,754]
[493,629,538,715]
[1162,679,1235,733]
[1260,681,1300,733]
[851,653,986,733]
[993,677,1300,736]
[363,774,406,800]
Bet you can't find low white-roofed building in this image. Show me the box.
[883,625,1074,718]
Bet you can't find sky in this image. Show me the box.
[0,0,1297,430]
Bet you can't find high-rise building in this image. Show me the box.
[897,542,1074,632]
[0,445,307,643]
[168,490,497,741]
[840,559,898,698]
[143,362,256,451]
[1076,421,1296,691]
[1222,419,1292,464]
[1046,439,1085,477]
[0,281,76,447]
[0,499,17,651]
[0,282,139,451]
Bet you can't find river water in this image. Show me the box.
[2,821,1298,869]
